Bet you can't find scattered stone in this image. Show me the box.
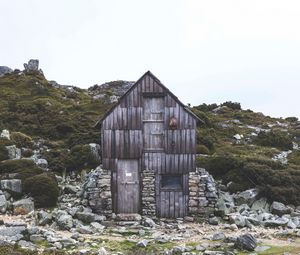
[36,158,48,169]
[208,217,219,225]
[24,59,39,72]
[212,232,226,241]
[0,179,22,195]
[18,240,37,251]
[116,213,142,222]
[270,201,292,216]
[142,217,156,228]
[5,145,21,159]
[0,129,10,140]
[56,211,73,230]
[37,210,53,226]
[251,197,270,212]
[98,247,108,255]
[235,189,259,206]
[76,211,105,224]
[13,198,34,215]
[235,234,257,251]
[255,245,271,252]
[0,226,26,236]
[137,239,149,247]
[0,194,7,213]
[0,66,13,76]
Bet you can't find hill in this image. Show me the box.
[0,60,300,205]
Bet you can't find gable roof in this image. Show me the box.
[94,71,203,128]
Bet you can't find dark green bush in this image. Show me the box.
[10,132,33,148]
[66,144,100,172]
[194,103,218,112]
[21,148,33,158]
[0,146,8,161]
[42,148,70,173]
[197,155,243,178]
[23,173,59,208]
[0,159,43,180]
[254,130,293,150]
[196,144,210,154]
[221,101,241,110]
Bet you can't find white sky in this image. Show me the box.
[1,0,300,118]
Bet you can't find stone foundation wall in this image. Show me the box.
[83,167,112,216]
[141,170,156,216]
[189,168,218,216]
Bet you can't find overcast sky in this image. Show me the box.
[1,0,300,118]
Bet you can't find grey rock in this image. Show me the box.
[5,145,21,160]
[13,198,34,214]
[235,234,257,251]
[89,143,101,162]
[56,212,73,230]
[0,226,26,236]
[36,158,48,169]
[90,222,105,233]
[0,194,7,213]
[264,218,289,227]
[0,66,13,76]
[208,217,219,225]
[64,185,79,194]
[75,211,105,224]
[287,219,297,229]
[0,129,10,140]
[37,210,52,226]
[251,197,270,212]
[137,239,149,247]
[271,201,292,216]
[77,225,93,234]
[0,179,22,195]
[30,234,45,242]
[172,245,186,253]
[98,247,108,255]
[229,214,246,228]
[212,232,226,241]
[18,240,37,251]
[142,217,156,228]
[24,59,39,72]
[235,189,259,206]
[255,246,271,252]
[196,244,206,251]
[115,213,142,221]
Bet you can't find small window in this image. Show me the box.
[161,175,182,190]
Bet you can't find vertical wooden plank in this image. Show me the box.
[174,192,179,218]
[170,192,175,218]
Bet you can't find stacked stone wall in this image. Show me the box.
[189,168,218,216]
[141,170,156,216]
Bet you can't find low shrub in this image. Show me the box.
[10,132,33,148]
[42,148,70,174]
[0,159,43,180]
[23,173,59,208]
[196,144,210,155]
[221,101,241,110]
[254,130,293,150]
[194,103,218,112]
[66,144,100,172]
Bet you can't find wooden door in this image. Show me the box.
[143,97,164,151]
[117,160,140,213]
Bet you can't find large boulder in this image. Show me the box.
[235,234,257,251]
[0,179,22,195]
[56,211,73,230]
[0,66,13,76]
[229,214,246,228]
[0,193,7,213]
[13,198,34,215]
[215,192,235,217]
[270,201,292,216]
[75,211,105,224]
[235,189,259,206]
[251,197,270,212]
[5,145,21,160]
[0,129,10,140]
[24,59,39,72]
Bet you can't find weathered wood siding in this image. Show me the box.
[101,72,197,217]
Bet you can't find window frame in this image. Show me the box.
[160,174,183,191]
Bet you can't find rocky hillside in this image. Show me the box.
[1,60,300,255]
[1,60,300,206]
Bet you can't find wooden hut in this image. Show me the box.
[95,71,201,218]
